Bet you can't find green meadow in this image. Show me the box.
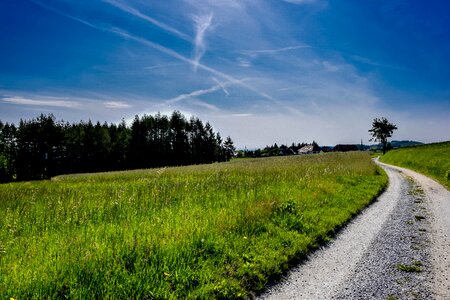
[381,141,450,190]
[1,152,387,299]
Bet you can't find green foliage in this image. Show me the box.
[0,121,17,182]
[380,141,450,190]
[0,112,230,182]
[369,117,398,154]
[242,142,317,158]
[0,152,386,299]
[223,136,235,161]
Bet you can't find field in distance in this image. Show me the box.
[380,141,450,190]
[1,152,387,299]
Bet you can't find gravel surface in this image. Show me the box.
[381,162,450,299]
[259,159,450,300]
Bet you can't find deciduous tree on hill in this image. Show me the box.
[369,117,398,154]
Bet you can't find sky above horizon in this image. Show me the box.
[1,0,449,148]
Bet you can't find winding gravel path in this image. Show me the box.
[259,159,450,299]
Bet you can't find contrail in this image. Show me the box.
[29,2,297,114]
[102,0,191,42]
[192,13,214,72]
[243,45,311,55]
[212,77,230,96]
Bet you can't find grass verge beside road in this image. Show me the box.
[380,141,450,190]
[1,152,386,299]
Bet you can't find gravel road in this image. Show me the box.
[259,159,450,300]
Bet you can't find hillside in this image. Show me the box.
[1,152,386,299]
[380,141,450,190]
[390,140,424,148]
[369,140,423,151]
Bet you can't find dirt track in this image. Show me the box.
[259,159,450,299]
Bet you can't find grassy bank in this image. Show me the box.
[380,141,450,190]
[1,152,386,299]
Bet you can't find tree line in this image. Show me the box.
[236,141,321,158]
[0,112,235,182]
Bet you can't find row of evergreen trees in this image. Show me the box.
[0,112,235,182]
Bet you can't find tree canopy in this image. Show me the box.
[368,117,398,154]
[0,112,233,182]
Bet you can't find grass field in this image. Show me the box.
[1,152,387,299]
[380,141,450,190]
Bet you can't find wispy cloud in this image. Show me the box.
[229,113,253,117]
[166,79,243,104]
[2,96,78,108]
[111,28,196,65]
[192,13,214,72]
[103,101,131,109]
[350,55,407,71]
[277,85,308,91]
[322,61,340,72]
[166,85,222,104]
[187,98,219,111]
[212,77,230,95]
[237,57,252,68]
[30,0,98,30]
[282,0,318,4]
[27,2,304,116]
[242,45,311,56]
[109,28,287,109]
[7,0,449,147]
[102,0,191,41]
[144,62,186,70]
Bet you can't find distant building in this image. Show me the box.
[299,145,315,154]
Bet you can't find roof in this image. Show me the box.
[299,145,314,153]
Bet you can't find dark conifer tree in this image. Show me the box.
[223,136,235,161]
[0,122,17,182]
[0,111,229,182]
[169,111,189,165]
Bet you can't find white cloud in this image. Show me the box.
[202,0,243,9]
[165,79,244,104]
[144,62,186,70]
[110,28,281,107]
[30,0,98,29]
[103,0,191,41]
[203,102,379,148]
[103,101,131,109]
[187,98,219,111]
[184,0,246,15]
[20,0,449,148]
[2,96,78,108]
[166,86,219,104]
[211,77,230,95]
[192,13,214,72]
[277,85,308,92]
[242,45,311,56]
[237,57,252,68]
[350,55,407,71]
[224,113,253,118]
[282,0,318,4]
[322,61,340,72]
[31,1,295,112]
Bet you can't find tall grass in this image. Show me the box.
[1,152,386,299]
[380,141,450,190]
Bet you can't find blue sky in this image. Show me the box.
[1,0,449,148]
